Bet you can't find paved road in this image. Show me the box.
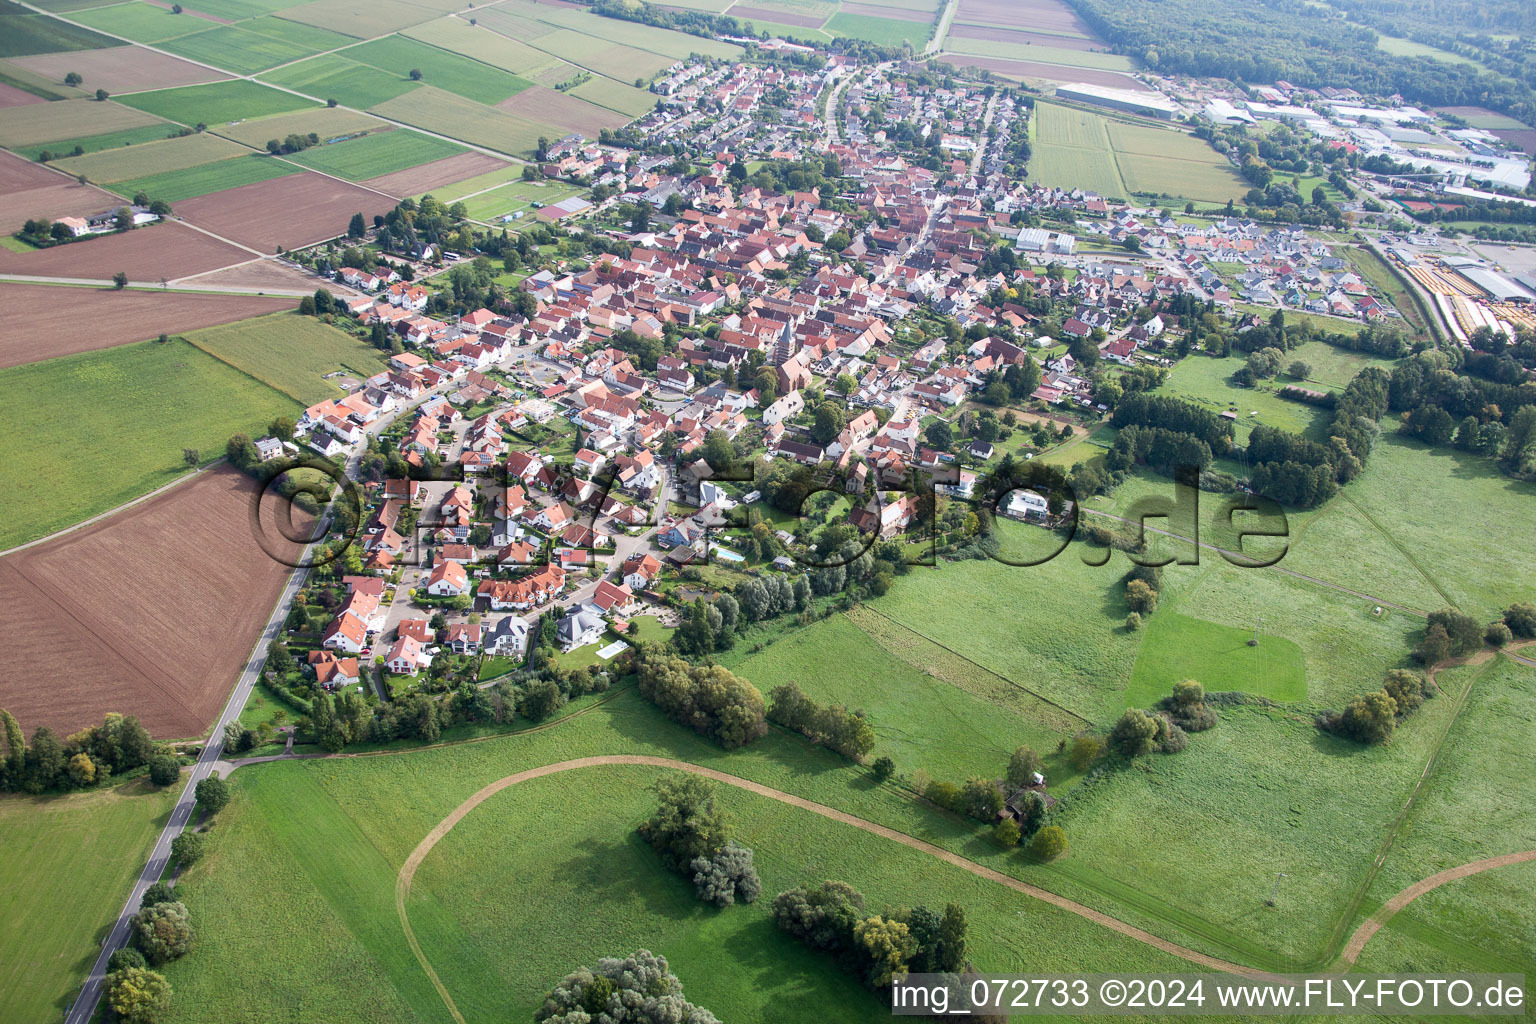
[64,555,313,1024]
[925,0,958,55]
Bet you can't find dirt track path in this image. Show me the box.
[394,756,1287,1024]
[1334,850,1536,968]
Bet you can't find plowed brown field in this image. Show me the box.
[172,171,397,253]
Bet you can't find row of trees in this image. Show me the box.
[772,880,969,988]
[767,682,876,760]
[636,650,768,749]
[0,710,179,794]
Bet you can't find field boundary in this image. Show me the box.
[1336,491,1457,609]
[845,603,1093,731]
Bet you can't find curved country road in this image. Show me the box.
[394,756,1288,1024]
[1334,850,1536,968]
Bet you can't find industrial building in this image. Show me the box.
[1015,227,1076,255]
[1054,83,1179,120]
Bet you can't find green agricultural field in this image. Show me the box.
[825,11,931,46]
[0,336,299,549]
[1125,611,1306,707]
[0,780,180,1024]
[182,311,388,404]
[119,79,318,127]
[0,10,117,56]
[158,21,354,77]
[524,29,677,80]
[13,121,185,161]
[421,161,535,202]
[287,129,466,181]
[341,35,533,105]
[736,611,1082,785]
[213,105,386,148]
[69,1,206,44]
[1028,101,1125,199]
[455,179,584,222]
[569,75,658,118]
[370,86,548,157]
[494,0,744,60]
[111,152,302,201]
[1104,121,1246,202]
[50,130,246,183]
[0,96,163,147]
[156,692,1198,1024]
[402,18,566,79]
[258,53,423,109]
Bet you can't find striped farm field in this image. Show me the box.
[182,310,388,404]
[825,11,932,46]
[341,35,533,105]
[943,34,1137,70]
[493,0,744,60]
[402,18,566,78]
[370,85,550,157]
[275,0,443,35]
[118,80,318,126]
[51,130,247,183]
[112,153,303,202]
[159,20,356,76]
[12,122,183,161]
[69,1,208,44]
[286,129,467,181]
[258,54,423,109]
[522,30,676,80]
[0,96,163,147]
[213,106,387,148]
[1028,100,1126,198]
[1103,121,1246,201]
[569,76,657,118]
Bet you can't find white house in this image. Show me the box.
[425,560,469,597]
[386,635,431,675]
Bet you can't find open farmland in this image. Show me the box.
[50,129,246,182]
[118,79,318,127]
[9,44,232,91]
[402,17,565,78]
[568,75,658,118]
[286,128,468,181]
[359,150,511,198]
[170,171,395,252]
[11,122,184,161]
[937,53,1142,89]
[182,310,388,404]
[111,152,303,201]
[370,85,552,157]
[341,35,533,105]
[951,0,1094,33]
[1124,611,1306,707]
[277,0,445,36]
[211,104,386,148]
[1104,121,1247,201]
[0,82,48,107]
[454,178,584,223]
[0,96,162,147]
[0,466,306,737]
[174,255,358,294]
[0,781,180,1024]
[1027,100,1127,198]
[941,34,1137,71]
[526,30,676,80]
[824,11,932,46]
[0,148,126,230]
[0,282,290,367]
[0,7,118,55]
[256,53,423,109]
[158,20,357,76]
[0,335,298,550]
[69,1,215,44]
[495,86,628,137]
[0,219,250,280]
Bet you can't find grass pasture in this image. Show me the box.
[112,152,302,201]
[287,128,466,181]
[1028,100,1125,198]
[736,611,1081,785]
[1125,611,1306,707]
[454,178,584,222]
[1103,120,1246,202]
[824,11,930,46]
[0,781,180,1024]
[119,79,318,126]
[157,694,1197,1024]
[0,335,298,549]
[341,35,533,106]
[258,53,423,109]
[944,35,1135,71]
[569,75,658,118]
[182,310,387,404]
[1160,352,1330,441]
